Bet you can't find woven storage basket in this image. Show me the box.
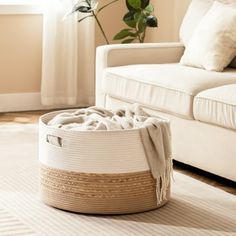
[39,110,171,214]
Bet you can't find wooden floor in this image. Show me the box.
[0,110,235,195]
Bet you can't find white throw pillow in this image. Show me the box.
[180,0,236,46]
[180,0,213,46]
[180,2,236,72]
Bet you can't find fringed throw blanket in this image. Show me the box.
[48,105,172,205]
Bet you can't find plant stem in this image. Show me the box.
[92,11,109,44]
[78,14,93,23]
[98,0,119,14]
[141,27,146,43]
[135,28,142,43]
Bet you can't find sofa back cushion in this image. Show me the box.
[180,0,236,68]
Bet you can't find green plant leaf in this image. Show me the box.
[141,0,149,9]
[134,12,142,21]
[127,0,141,9]
[122,38,135,44]
[114,0,158,44]
[138,18,145,32]
[124,19,137,28]
[145,15,158,27]
[126,0,135,11]
[113,29,132,40]
[134,12,145,32]
[123,11,135,21]
[145,4,154,13]
[76,6,92,13]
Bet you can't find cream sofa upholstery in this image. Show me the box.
[194,84,236,130]
[103,64,236,119]
[95,0,236,181]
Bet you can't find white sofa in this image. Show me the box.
[95,0,236,182]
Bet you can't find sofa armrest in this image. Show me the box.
[96,42,185,107]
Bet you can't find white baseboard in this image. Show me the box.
[0,92,94,112]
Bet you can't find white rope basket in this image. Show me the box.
[39,109,171,214]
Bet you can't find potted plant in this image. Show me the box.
[114,0,158,43]
[70,0,158,44]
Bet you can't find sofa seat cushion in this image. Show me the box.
[102,64,236,119]
[193,84,236,130]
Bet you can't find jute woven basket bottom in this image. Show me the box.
[40,165,170,215]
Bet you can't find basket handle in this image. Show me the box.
[46,134,62,147]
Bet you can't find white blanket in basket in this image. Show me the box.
[48,105,172,204]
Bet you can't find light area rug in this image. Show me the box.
[0,124,235,236]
